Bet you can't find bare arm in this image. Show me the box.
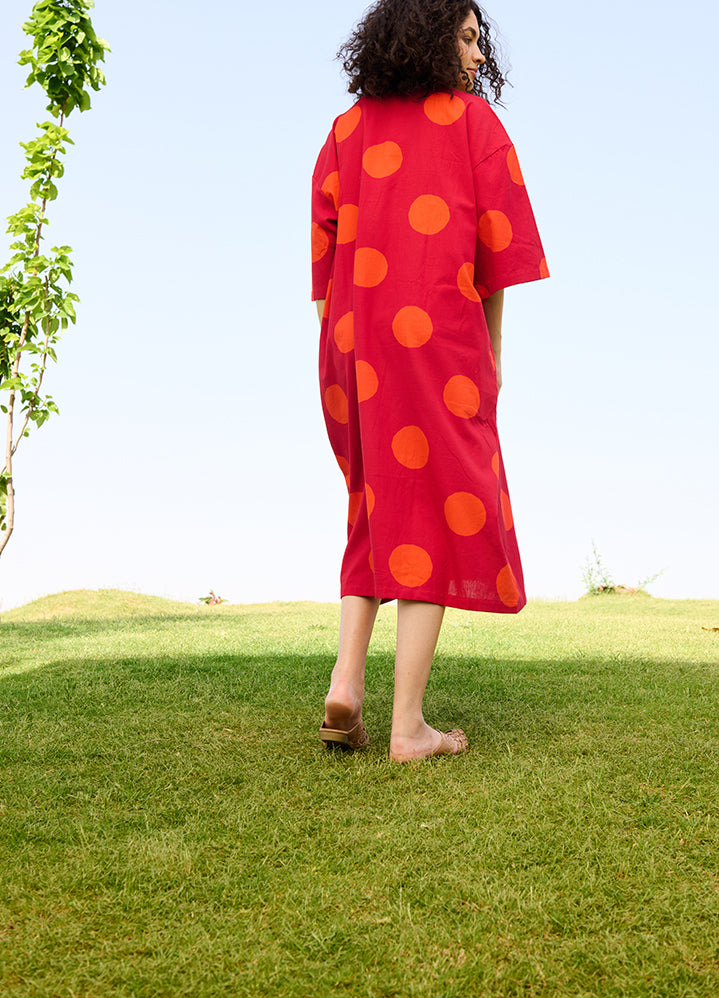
[316,299,325,324]
[482,288,504,391]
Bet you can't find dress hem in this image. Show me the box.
[340,586,526,615]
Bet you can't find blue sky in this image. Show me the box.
[1,0,717,610]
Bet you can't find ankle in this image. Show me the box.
[389,714,428,742]
[325,679,363,708]
[330,658,365,688]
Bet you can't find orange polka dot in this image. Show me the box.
[457,262,481,302]
[337,203,359,244]
[356,360,379,401]
[369,551,374,572]
[311,223,329,262]
[491,452,500,477]
[321,171,340,208]
[444,492,487,536]
[540,257,550,278]
[500,490,513,530]
[354,247,388,287]
[506,147,525,185]
[325,384,348,424]
[392,306,433,348]
[348,491,362,525]
[333,311,354,353]
[363,141,403,178]
[348,484,375,525]
[408,195,450,235]
[443,375,480,418]
[424,93,466,125]
[336,454,350,484]
[497,564,520,607]
[389,544,433,588]
[478,210,513,252]
[334,104,361,142]
[391,425,429,469]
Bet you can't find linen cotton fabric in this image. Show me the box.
[312,91,548,613]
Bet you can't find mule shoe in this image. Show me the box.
[319,719,369,751]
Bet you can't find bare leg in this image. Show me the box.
[324,595,381,730]
[389,600,464,762]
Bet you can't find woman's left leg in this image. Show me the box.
[323,594,381,732]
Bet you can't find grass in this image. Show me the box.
[1,589,718,997]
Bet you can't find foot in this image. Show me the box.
[323,678,363,732]
[389,725,468,763]
[321,679,368,750]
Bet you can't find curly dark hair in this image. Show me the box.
[338,0,507,104]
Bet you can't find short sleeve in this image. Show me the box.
[311,131,340,301]
[472,144,548,296]
[467,103,549,297]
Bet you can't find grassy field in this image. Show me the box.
[1,589,718,997]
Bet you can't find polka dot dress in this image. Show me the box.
[311,91,548,613]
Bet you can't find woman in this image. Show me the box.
[311,0,548,762]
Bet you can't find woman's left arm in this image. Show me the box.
[482,288,504,391]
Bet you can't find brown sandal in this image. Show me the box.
[319,720,369,752]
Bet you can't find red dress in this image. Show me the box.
[311,91,548,613]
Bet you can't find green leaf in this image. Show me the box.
[0,377,24,391]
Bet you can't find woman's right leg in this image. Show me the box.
[389,600,467,762]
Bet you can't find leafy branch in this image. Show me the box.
[0,0,108,555]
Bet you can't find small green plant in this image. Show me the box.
[582,540,615,594]
[582,540,665,596]
[0,0,108,555]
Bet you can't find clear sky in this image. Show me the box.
[1,0,717,611]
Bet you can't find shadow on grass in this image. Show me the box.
[2,645,716,761]
[0,612,264,641]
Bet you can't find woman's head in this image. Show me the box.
[338,0,506,103]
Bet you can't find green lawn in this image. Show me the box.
[1,590,718,996]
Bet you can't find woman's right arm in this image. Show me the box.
[316,300,326,324]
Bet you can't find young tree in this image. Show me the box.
[0,0,108,555]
